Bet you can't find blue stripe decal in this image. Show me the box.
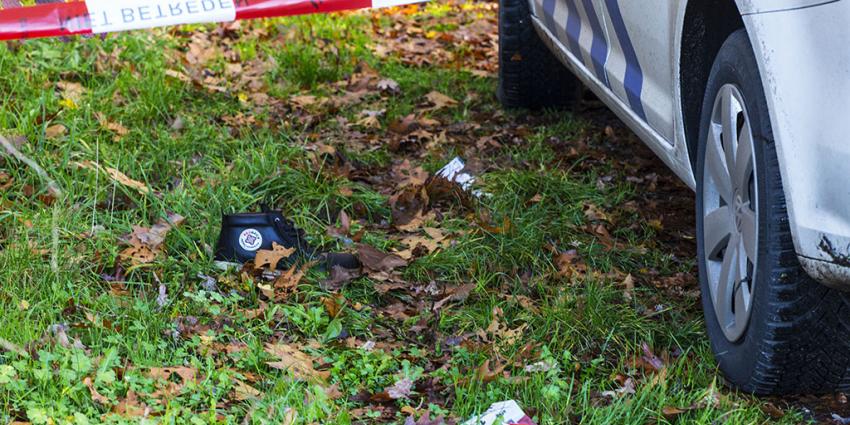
[564,0,582,58]
[604,0,646,120]
[580,0,610,88]
[542,0,557,35]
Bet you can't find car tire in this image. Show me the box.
[497,0,578,109]
[696,29,850,394]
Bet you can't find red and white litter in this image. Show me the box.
[0,0,425,41]
[463,400,537,425]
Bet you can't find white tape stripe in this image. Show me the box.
[85,0,237,34]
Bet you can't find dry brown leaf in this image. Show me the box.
[433,283,476,310]
[83,376,111,404]
[356,109,383,129]
[322,294,345,318]
[119,212,185,265]
[584,203,610,222]
[290,94,319,108]
[147,366,198,398]
[57,81,85,102]
[327,210,351,239]
[478,215,512,234]
[480,306,527,347]
[165,69,191,83]
[376,78,400,94]
[264,343,330,383]
[113,389,149,417]
[424,91,458,111]
[263,261,314,302]
[74,160,150,195]
[390,185,430,231]
[96,113,130,141]
[356,244,408,272]
[554,249,586,279]
[475,359,506,383]
[104,167,149,195]
[320,265,362,292]
[232,379,263,401]
[622,274,635,301]
[254,242,295,270]
[282,408,298,425]
[0,171,13,192]
[45,124,67,139]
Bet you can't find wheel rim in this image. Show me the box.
[702,84,758,342]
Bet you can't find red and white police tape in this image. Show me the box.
[0,0,424,41]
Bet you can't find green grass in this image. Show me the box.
[0,2,803,424]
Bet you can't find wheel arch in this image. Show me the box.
[678,0,745,170]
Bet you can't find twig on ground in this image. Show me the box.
[0,134,63,198]
[0,336,28,357]
[0,134,65,272]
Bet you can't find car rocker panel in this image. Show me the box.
[529,0,850,290]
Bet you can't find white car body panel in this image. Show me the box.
[529,0,850,288]
[737,0,839,14]
[744,1,850,287]
[601,0,676,143]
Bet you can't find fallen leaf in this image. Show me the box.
[327,210,351,239]
[423,91,457,111]
[356,109,384,129]
[376,78,400,94]
[641,342,665,371]
[74,160,150,195]
[554,249,586,278]
[119,212,185,265]
[477,215,512,234]
[57,81,85,103]
[322,294,345,318]
[232,379,263,401]
[433,283,476,310]
[761,402,785,419]
[113,389,149,417]
[47,323,85,350]
[83,376,111,404]
[390,185,430,231]
[165,69,192,83]
[622,274,635,301]
[661,406,688,421]
[290,94,318,108]
[356,244,407,272]
[385,377,414,399]
[96,113,130,141]
[254,242,295,270]
[321,265,361,291]
[264,261,314,302]
[584,203,609,222]
[147,366,197,398]
[601,377,636,398]
[282,408,298,425]
[264,343,329,383]
[45,124,67,139]
[475,359,506,383]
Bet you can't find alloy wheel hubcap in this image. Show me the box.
[702,84,758,342]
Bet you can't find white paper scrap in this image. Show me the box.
[463,400,534,425]
[437,156,484,197]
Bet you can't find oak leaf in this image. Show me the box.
[264,343,329,382]
[254,242,295,270]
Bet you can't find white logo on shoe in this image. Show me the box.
[238,228,263,251]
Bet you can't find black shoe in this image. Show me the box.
[214,209,359,270]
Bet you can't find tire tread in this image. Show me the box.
[497,0,577,109]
